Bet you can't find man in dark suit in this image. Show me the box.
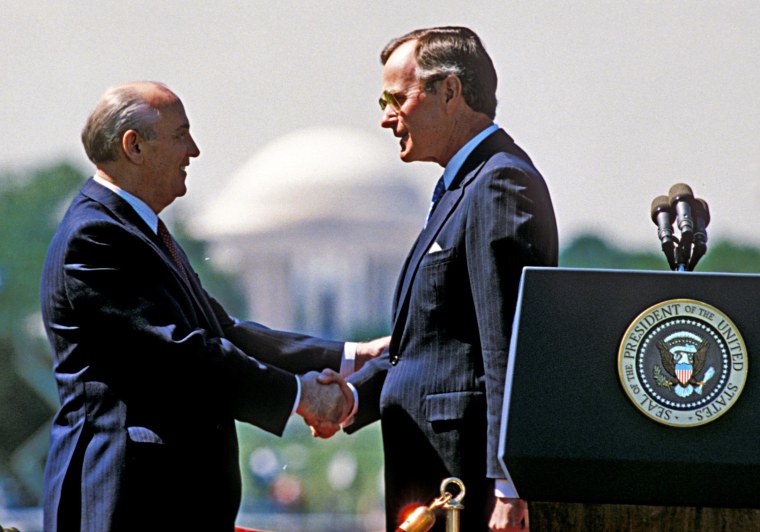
[40,81,386,531]
[325,27,558,531]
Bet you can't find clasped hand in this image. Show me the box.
[296,369,353,438]
[296,335,389,438]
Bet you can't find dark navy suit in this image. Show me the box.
[40,178,344,531]
[347,130,558,531]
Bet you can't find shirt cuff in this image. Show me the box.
[495,478,519,499]
[291,375,301,416]
[340,342,357,377]
[340,382,359,428]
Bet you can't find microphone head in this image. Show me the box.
[694,198,711,226]
[650,195,673,224]
[668,183,694,205]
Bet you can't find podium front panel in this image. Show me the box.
[499,267,760,508]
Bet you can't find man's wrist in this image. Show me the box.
[340,342,357,377]
[291,374,302,416]
[340,382,359,427]
[495,478,518,499]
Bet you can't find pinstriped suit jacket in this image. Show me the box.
[347,130,558,531]
[40,178,344,531]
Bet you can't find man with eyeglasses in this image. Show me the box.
[321,27,558,531]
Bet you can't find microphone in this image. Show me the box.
[650,195,675,245]
[650,195,676,269]
[688,198,710,271]
[668,183,695,266]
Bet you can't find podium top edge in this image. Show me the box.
[523,266,760,279]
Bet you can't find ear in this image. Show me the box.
[442,75,462,105]
[122,130,144,164]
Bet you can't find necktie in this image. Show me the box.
[425,175,447,227]
[157,218,189,281]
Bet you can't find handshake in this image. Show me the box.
[296,369,354,438]
[296,336,389,438]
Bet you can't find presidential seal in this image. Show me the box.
[618,299,747,427]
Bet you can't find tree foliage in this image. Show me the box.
[0,163,82,338]
[0,163,83,503]
[560,234,760,274]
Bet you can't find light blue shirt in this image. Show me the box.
[441,123,499,190]
[93,175,159,234]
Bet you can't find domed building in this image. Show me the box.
[191,126,437,338]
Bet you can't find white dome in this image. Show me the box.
[192,126,437,237]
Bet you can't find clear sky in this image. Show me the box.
[3,1,760,250]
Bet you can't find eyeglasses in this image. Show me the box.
[378,90,402,112]
[378,76,448,113]
[378,87,427,113]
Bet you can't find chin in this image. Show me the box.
[399,149,417,163]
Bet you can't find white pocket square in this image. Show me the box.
[428,241,443,254]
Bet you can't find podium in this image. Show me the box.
[499,267,760,530]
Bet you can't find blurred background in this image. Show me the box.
[2,2,760,530]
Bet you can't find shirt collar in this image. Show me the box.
[93,175,159,234]
[441,123,499,189]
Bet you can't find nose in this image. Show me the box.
[380,106,397,129]
[187,133,200,158]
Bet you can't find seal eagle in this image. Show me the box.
[656,337,709,394]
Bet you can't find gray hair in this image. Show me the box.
[381,26,498,119]
[81,83,166,164]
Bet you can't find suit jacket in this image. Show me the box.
[347,130,558,531]
[40,178,344,532]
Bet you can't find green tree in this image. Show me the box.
[560,234,760,274]
[0,162,82,504]
[560,235,667,270]
[698,240,760,273]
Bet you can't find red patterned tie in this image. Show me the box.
[157,218,189,281]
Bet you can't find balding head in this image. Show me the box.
[81,81,179,164]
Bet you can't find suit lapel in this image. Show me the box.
[395,176,467,311]
[169,237,225,334]
[388,159,486,359]
[389,129,519,359]
[81,178,222,334]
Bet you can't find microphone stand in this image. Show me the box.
[650,195,677,270]
[674,237,690,272]
[650,185,709,272]
[688,199,710,271]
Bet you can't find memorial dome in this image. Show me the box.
[193,126,434,237]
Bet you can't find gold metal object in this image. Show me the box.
[440,477,465,532]
[396,504,437,532]
[395,477,466,532]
